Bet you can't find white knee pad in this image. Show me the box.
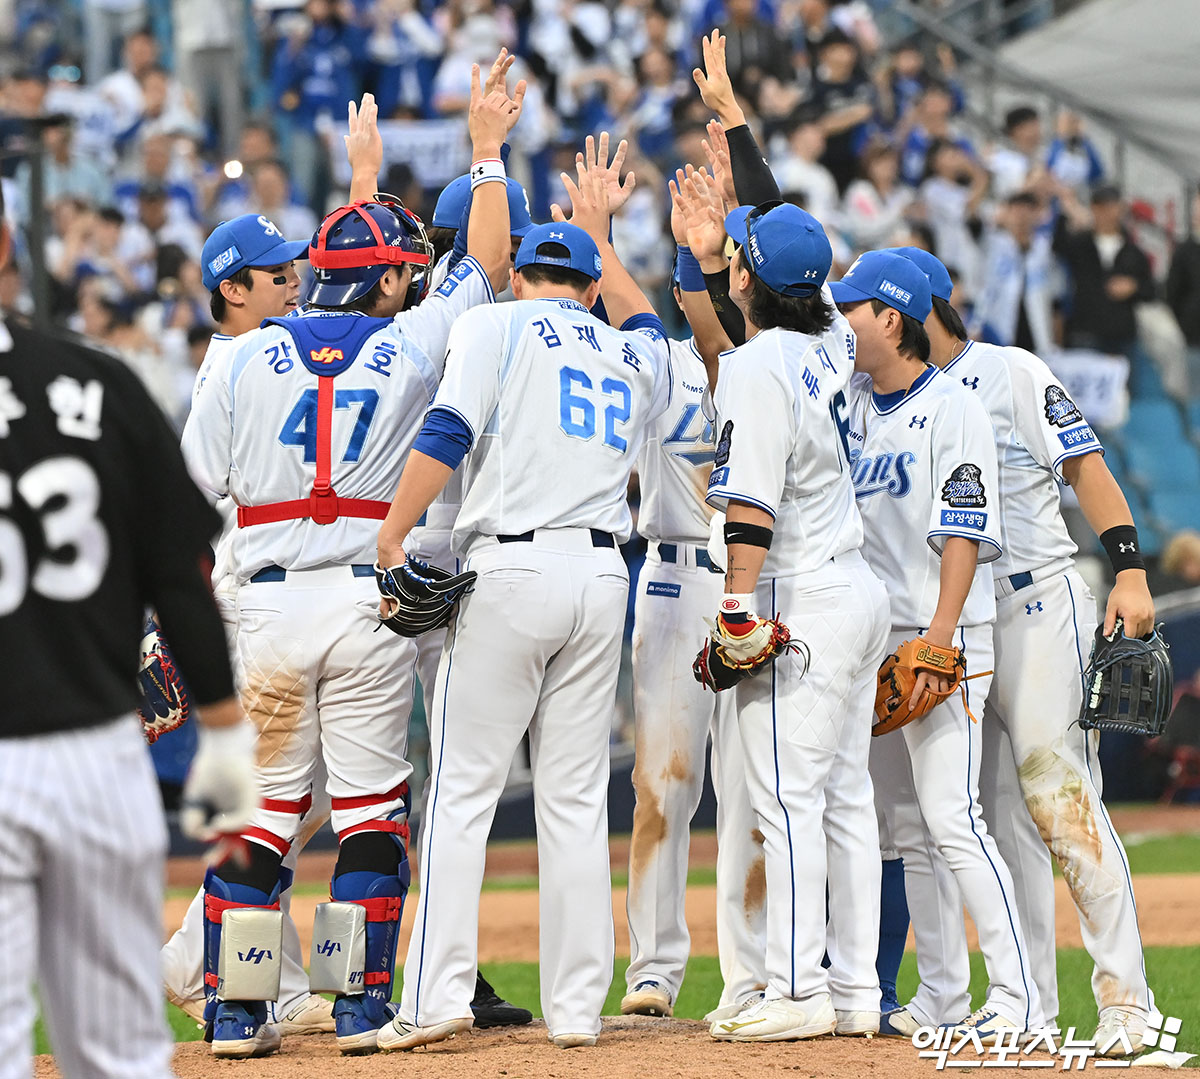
[218,908,283,1001]
[309,902,367,994]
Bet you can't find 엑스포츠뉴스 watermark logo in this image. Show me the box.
[911,1015,1188,1070]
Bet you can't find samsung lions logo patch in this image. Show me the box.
[941,463,987,508]
[1043,385,1084,428]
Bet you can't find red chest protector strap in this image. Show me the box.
[237,375,390,527]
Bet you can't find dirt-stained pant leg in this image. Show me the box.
[990,570,1154,1017]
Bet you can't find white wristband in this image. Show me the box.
[720,593,755,617]
[470,157,506,190]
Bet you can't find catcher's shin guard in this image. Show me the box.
[202,868,284,1024]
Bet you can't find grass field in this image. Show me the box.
[35,832,1200,1057]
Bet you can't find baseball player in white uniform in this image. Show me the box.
[903,246,1159,1055]
[695,202,890,1043]
[160,212,341,1039]
[621,321,766,1019]
[374,162,670,1050]
[179,73,521,1059]
[832,250,1041,1041]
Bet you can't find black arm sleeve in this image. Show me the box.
[704,268,746,346]
[725,124,781,207]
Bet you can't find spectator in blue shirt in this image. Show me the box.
[898,80,974,188]
[1045,108,1104,198]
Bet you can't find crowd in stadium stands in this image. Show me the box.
[0,1,1194,451]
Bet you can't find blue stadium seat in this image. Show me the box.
[1147,489,1200,535]
[1123,399,1187,446]
[1124,439,1200,490]
[1188,399,1200,439]
[1124,490,1164,556]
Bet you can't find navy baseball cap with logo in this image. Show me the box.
[724,200,833,296]
[830,249,933,321]
[884,246,952,303]
[432,176,536,237]
[514,222,603,281]
[201,213,310,291]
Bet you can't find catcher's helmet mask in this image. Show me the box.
[307,195,433,309]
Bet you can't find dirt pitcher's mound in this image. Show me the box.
[21,1017,1022,1079]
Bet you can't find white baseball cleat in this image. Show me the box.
[835,1009,880,1036]
[1094,1008,1148,1057]
[705,991,765,1024]
[710,994,837,1041]
[878,1006,922,1037]
[376,1014,473,1051]
[277,994,336,1035]
[548,1032,598,1048]
[948,1007,1024,1046]
[620,980,673,1017]
[165,986,206,1026]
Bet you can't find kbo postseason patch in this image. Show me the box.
[1044,385,1084,428]
[941,463,987,508]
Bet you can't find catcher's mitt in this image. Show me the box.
[376,556,477,637]
[1077,619,1173,736]
[873,636,970,736]
[693,610,807,692]
[136,617,192,744]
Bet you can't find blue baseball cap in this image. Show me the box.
[829,250,933,321]
[432,175,535,237]
[724,201,832,296]
[431,175,471,229]
[201,213,309,291]
[514,222,603,281]
[884,246,953,302]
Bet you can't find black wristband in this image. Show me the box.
[1100,525,1146,574]
[725,520,773,550]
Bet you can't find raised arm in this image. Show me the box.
[345,93,384,203]
[465,50,526,291]
[670,166,732,380]
[553,135,657,327]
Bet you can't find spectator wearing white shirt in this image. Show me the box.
[770,108,840,228]
[247,160,318,244]
[971,189,1057,356]
[840,137,911,253]
[918,136,987,301]
[987,105,1042,200]
[172,0,245,155]
[1045,109,1105,199]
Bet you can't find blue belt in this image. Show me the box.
[497,529,615,548]
[1007,571,1034,592]
[658,542,717,572]
[249,563,376,583]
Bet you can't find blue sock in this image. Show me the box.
[877,858,909,999]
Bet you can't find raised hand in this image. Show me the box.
[468,50,527,153]
[702,119,738,208]
[551,151,612,242]
[345,93,382,198]
[693,30,745,128]
[578,131,637,216]
[670,165,727,262]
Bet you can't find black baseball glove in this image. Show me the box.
[375,556,477,637]
[1077,618,1173,736]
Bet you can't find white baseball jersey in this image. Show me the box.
[941,340,1102,580]
[182,255,494,580]
[436,298,671,553]
[636,337,716,545]
[705,308,862,578]
[846,365,1002,629]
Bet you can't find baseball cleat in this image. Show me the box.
[377,1014,473,1051]
[211,1002,281,1059]
[947,1007,1024,1046]
[1094,1007,1149,1057]
[878,1006,922,1037]
[549,1032,598,1048]
[165,986,206,1026]
[471,972,533,1028]
[835,1009,880,1036]
[880,986,900,1014]
[621,980,674,1017]
[333,997,396,1054]
[710,994,836,1041]
[278,993,336,1035]
[705,991,765,1024]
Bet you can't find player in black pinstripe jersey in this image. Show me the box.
[0,184,257,1079]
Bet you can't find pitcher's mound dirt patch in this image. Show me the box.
[24,1016,1027,1079]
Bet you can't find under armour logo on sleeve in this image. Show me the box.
[1118,542,1137,553]
[962,376,979,390]
[909,416,927,429]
